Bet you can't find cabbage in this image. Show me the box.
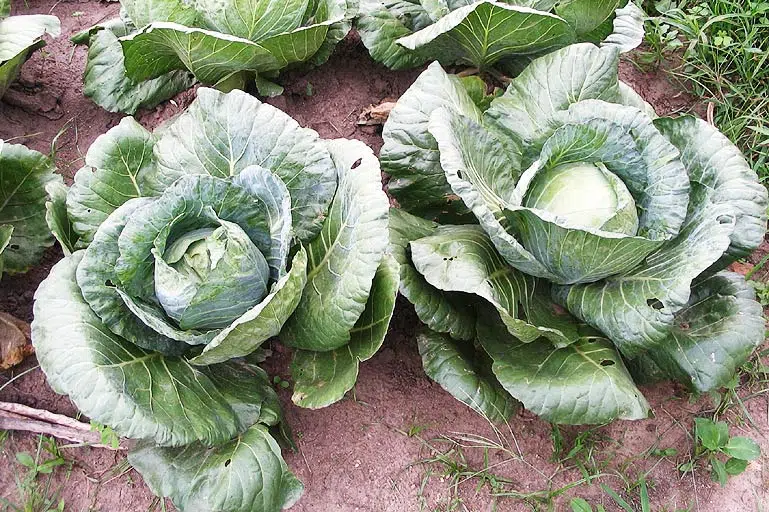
[33,88,398,511]
[383,44,768,425]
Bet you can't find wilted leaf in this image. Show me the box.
[0,312,32,369]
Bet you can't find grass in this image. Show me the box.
[406,431,518,511]
[0,435,72,512]
[404,421,677,512]
[639,0,769,186]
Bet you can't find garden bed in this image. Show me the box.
[0,0,767,510]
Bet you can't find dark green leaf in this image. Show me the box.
[129,425,303,512]
[418,328,518,423]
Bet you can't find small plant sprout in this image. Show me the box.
[682,417,761,486]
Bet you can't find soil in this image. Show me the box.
[1,1,768,511]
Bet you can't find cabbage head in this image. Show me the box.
[72,0,357,114]
[33,88,396,511]
[0,0,60,97]
[357,0,644,71]
[383,44,768,425]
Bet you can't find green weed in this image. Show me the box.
[640,0,769,185]
[0,435,72,512]
[90,421,120,450]
[678,417,761,486]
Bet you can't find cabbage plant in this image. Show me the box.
[72,0,357,114]
[0,0,60,97]
[357,0,644,71]
[383,44,768,425]
[0,141,62,276]
[33,88,396,511]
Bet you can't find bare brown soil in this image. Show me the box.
[1,1,768,511]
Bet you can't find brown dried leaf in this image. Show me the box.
[0,312,33,370]
[357,100,397,126]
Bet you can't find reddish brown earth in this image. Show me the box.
[1,1,768,511]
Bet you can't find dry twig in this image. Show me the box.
[0,401,126,450]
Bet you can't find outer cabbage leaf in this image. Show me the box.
[560,116,768,358]
[358,0,642,70]
[310,0,360,66]
[381,61,481,221]
[659,116,767,266]
[555,0,621,38]
[600,1,644,53]
[389,208,475,340]
[648,272,765,393]
[151,88,337,242]
[281,139,389,351]
[0,14,60,97]
[357,0,436,70]
[429,106,557,279]
[188,0,310,41]
[33,252,281,447]
[290,254,399,408]
[66,117,161,245]
[395,2,576,69]
[484,43,621,162]
[129,425,303,512]
[45,181,79,255]
[476,307,650,424]
[82,28,194,114]
[119,0,197,28]
[409,224,580,346]
[0,141,61,274]
[418,328,518,423]
[0,224,12,276]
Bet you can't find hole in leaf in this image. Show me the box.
[9,244,19,250]
[86,208,92,213]
[599,359,615,367]
[351,158,362,169]
[586,337,597,344]
[105,280,115,287]
[224,459,231,467]
[646,298,664,310]
[457,170,464,180]
[716,215,732,225]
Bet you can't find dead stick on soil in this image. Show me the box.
[0,401,126,450]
